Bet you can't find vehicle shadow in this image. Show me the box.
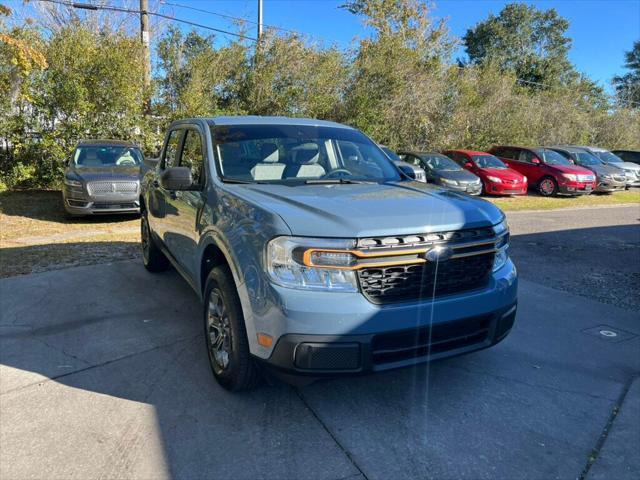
[1,224,639,479]
[0,190,139,225]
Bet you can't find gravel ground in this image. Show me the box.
[507,205,640,311]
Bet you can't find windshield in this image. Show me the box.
[381,147,401,162]
[472,155,507,169]
[74,145,143,168]
[422,154,462,171]
[593,150,624,164]
[535,149,572,166]
[211,124,401,184]
[574,151,603,166]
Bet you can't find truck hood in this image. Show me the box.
[234,181,504,238]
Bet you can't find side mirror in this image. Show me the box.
[144,157,159,168]
[531,158,541,165]
[464,162,474,169]
[397,164,416,180]
[159,166,193,190]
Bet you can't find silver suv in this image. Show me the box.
[63,140,146,216]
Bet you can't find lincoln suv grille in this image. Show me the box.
[356,228,498,303]
[87,181,138,195]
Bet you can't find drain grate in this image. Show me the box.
[581,324,638,344]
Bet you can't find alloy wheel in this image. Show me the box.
[207,289,232,370]
[540,179,555,195]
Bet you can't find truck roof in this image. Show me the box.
[193,116,354,129]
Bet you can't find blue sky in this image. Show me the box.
[155,0,639,90]
[10,0,640,90]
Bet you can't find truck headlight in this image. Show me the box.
[266,237,358,292]
[492,219,510,272]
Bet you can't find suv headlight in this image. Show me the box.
[266,236,359,292]
[492,219,510,272]
[64,178,82,187]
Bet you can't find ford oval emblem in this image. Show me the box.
[425,246,454,262]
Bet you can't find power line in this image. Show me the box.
[35,0,257,41]
[158,0,298,35]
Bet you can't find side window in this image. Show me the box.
[406,155,422,167]
[163,129,182,169]
[499,148,515,159]
[518,149,534,163]
[180,129,205,186]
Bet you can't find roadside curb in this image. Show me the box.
[583,375,640,480]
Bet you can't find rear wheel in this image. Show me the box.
[538,176,558,196]
[204,266,261,391]
[141,212,169,272]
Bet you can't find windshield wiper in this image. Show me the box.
[304,178,375,185]
[220,177,260,184]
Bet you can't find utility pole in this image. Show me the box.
[140,0,151,114]
[257,0,263,41]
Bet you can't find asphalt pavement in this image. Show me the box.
[1,205,638,480]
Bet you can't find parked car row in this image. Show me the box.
[381,144,639,197]
[59,117,637,391]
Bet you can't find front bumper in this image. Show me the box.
[248,258,518,376]
[485,182,527,196]
[595,179,626,192]
[63,186,140,215]
[558,181,595,195]
[442,182,482,196]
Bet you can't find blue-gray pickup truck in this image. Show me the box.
[140,116,517,391]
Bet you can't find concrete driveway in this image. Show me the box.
[1,206,638,480]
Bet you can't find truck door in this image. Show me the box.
[149,128,184,244]
[170,126,206,280]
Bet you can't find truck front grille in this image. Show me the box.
[87,181,138,195]
[358,253,494,303]
[371,314,492,365]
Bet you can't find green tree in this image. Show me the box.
[342,0,454,148]
[463,3,574,87]
[613,40,640,108]
[244,31,347,118]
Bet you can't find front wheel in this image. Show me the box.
[537,177,558,196]
[204,266,261,391]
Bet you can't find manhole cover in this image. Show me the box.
[599,330,617,338]
[582,325,638,343]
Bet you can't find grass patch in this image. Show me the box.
[1,190,140,277]
[487,190,640,212]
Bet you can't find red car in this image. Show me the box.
[489,146,596,196]
[443,149,528,196]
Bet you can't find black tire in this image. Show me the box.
[203,266,261,391]
[537,176,558,196]
[141,211,169,272]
